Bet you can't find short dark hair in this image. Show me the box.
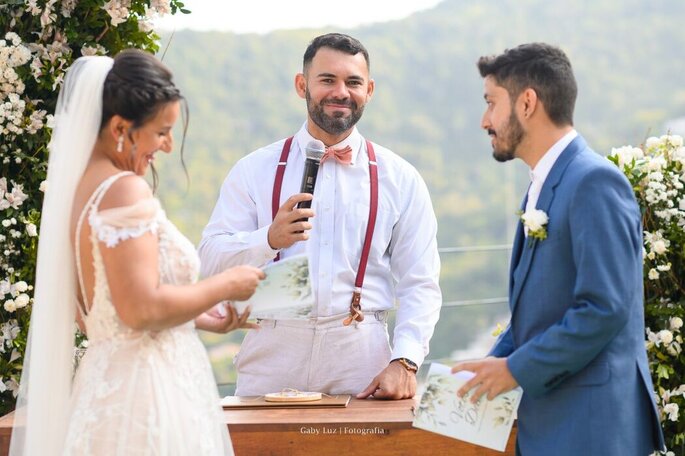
[477,42,577,127]
[303,33,370,73]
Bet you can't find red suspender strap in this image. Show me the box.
[271,137,378,326]
[343,140,378,325]
[271,136,294,262]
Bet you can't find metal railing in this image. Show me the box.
[215,243,513,391]
[438,243,511,308]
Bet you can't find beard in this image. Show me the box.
[490,109,524,163]
[306,89,365,136]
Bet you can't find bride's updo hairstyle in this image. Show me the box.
[100,49,188,186]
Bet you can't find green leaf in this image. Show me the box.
[656,364,671,379]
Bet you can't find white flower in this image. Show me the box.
[647,156,667,172]
[0,280,9,296]
[652,239,667,255]
[5,378,18,398]
[648,171,664,183]
[667,135,684,148]
[0,320,19,342]
[4,32,21,47]
[648,269,659,280]
[520,209,549,242]
[522,210,549,231]
[671,317,684,331]
[6,184,27,209]
[14,293,29,308]
[663,403,679,422]
[80,44,106,56]
[667,342,682,357]
[39,180,47,192]
[150,0,172,15]
[9,46,30,67]
[1,220,11,228]
[26,109,47,134]
[13,281,27,293]
[61,0,78,17]
[659,329,674,346]
[137,18,154,33]
[609,145,644,169]
[673,147,685,164]
[104,0,131,26]
[26,223,37,237]
[3,300,16,312]
[645,327,656,348]
[40,0,58,28]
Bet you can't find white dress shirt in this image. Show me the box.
[198,123,442,365]
[525,129,578,215]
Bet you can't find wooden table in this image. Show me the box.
[0,398,516,455]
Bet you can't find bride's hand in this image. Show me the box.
[222,265,265,301]
[195,304,259,333]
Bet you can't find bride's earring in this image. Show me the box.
[116,135,124,153]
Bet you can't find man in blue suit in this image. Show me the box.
[452,43,665,455]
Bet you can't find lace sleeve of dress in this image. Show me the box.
[88,198,162,248]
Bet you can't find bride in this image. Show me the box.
[9,50,264,455]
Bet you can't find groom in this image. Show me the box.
[452,43,665,455]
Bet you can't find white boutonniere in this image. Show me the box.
[518,209,549,245]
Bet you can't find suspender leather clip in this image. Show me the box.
[343,288,364,326]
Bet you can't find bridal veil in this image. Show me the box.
[9,56,114,456]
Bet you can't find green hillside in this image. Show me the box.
[153,0,685,382]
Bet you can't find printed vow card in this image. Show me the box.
[413,363,522,452]
[232,254,314,319]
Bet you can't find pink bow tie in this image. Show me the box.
[320,145,353,165]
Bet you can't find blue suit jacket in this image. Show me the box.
[491,136,665,455]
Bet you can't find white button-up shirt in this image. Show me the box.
[198,123,442,365]
[526,129,578,214]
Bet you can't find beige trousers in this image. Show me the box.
[234,312,391,396]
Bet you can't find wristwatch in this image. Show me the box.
[391,357,418,373]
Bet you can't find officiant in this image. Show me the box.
[198,33,442,399]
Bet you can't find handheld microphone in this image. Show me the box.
[296,140,325,212]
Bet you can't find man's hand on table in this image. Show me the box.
[356,360,416,400]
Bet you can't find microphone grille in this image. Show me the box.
[305,140,325,161]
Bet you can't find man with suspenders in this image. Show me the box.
[199,33,441,399]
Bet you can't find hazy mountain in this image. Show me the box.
[154,0,685,372]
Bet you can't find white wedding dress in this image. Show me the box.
[63,172,232,455]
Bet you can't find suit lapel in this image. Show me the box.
[508,195,527,301]
[509,135,587,313]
